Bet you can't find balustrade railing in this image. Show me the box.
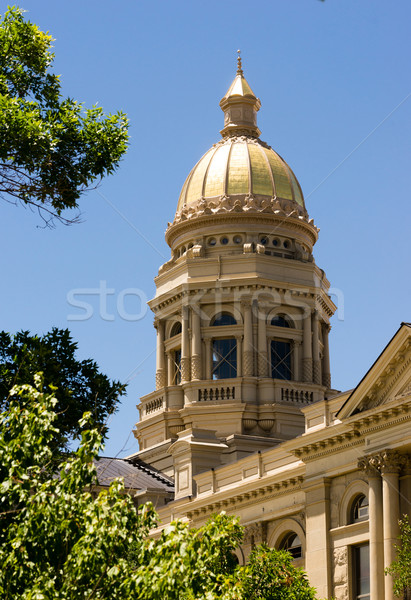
[198,386,235,402]
[281,387,313,404]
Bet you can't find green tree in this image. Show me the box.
[0,328,126,452]
[0,377,243,599]
[235,543,318,600]
[0,6,128,226]
[386,515,411,598]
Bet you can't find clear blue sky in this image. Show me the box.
[1,0,410,457]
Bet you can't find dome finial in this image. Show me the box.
[237,49,243,75]
[220,56,261,138]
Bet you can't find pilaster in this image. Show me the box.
[154,318,166,389]
[303,309,313,383]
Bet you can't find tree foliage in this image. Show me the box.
[386,515,411,598]
[0,377,323,599]
[0,378,243,599]
[0,328,126,452]
[0,6,129,225]
[235,543,317,600]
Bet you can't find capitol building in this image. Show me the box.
[123,58,411,600]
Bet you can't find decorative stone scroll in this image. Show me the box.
[243,521,267,548]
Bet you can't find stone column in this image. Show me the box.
[191,306,202,380]
[380,452,402,600]
[167,351,174,386]
[181,305,191,383]
[303,308,313,382]
[322,323,331,388]
[204,338,212,380]
[257,304,268,377]
[359,457,384,600]
[293,340,301,382]
[312,311,321,385]
[154,318,166,389]
[242,298,254,377]
[304,477,333,599]
[236,336,243,377]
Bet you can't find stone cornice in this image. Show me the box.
[149,282,322,315]
[185,474,305,522]
[291,397,411,462]
[165,209,318,248]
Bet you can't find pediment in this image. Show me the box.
[394,378,411,400]
[337,323,411,420]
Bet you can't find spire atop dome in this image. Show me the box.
[219,53,261,138]
[236,49,243,75]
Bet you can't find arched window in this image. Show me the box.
[271,340,292,380]
[211,313,237,326]
[211,313,237,379]
[271,315,291,328]
[350,494,369,523]
[170,322,182,337]
[279,533,302,559]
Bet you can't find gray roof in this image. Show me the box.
[94,457,174,492]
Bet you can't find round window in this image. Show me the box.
[220,237,229,245]
[233,235,242,244]
[260,237,268,245]
[208,238,217,246]
[272,238,279,247]
[283,240,290,249]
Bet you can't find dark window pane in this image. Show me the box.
[212,339,237,379]
[212,313,237,326]
[170,322,182,337]
[271,340,292,380]
[174,349,181,384]
[271,315,290,327]
[279,533,302,559]
[354,544,370,599]
[351,495,369,523]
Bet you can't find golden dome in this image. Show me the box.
[177,137,304,213]
[173,56,307,226]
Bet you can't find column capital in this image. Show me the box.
[379,451,405,475]
[358,456,381,478]
[240,296,252,309]
[359,451,406,475]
